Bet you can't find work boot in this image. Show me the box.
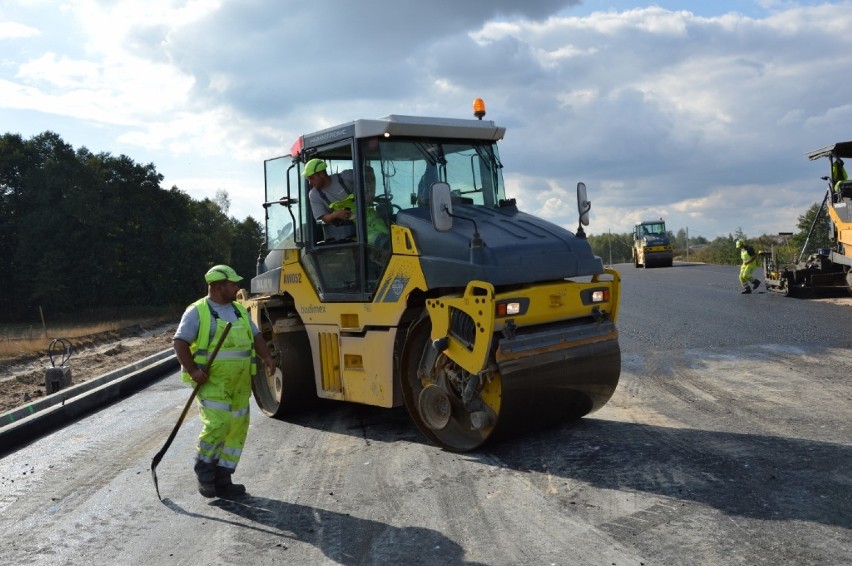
[752,279,761,289]
[215,482,247,499]
[741,286,752,294]
[215,468,247,499]
[194,460,217,497]
[197,480,216,498]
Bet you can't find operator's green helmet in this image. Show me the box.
[204,264,243,284]
[735,239,744,248]
[302,158,327,177]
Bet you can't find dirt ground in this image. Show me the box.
[0,322,178,414]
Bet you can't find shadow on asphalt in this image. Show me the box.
[276,403,851,530]
[162,495,485,565]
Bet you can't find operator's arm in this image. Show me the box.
[173,338,208,385]
[321,209,351,224]
[310,187,351,224]
[322,170,357,222]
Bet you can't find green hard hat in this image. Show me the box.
[205,264,243,284]
[735,240,744,248]
[302,158,327,177]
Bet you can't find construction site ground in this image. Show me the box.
[0,264,850,565]
[0,322,177,415]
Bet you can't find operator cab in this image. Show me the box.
[808,140,852,203]
[260,116,507,302]
[634,220,666,239]
[807,140,852,225]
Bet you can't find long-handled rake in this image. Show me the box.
[151,322,231,500]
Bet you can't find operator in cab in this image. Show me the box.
[304,158,354,224]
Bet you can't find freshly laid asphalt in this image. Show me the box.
[0,350,178,456]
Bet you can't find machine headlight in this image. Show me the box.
[495,298,529,317]
[580,287,610,305]
[496,302,521,316]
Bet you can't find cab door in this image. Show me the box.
[299,142,373,303]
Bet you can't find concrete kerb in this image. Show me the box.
[0,349,179,454]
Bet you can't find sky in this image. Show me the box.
[2,0,851,242]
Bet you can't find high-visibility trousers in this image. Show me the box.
[739,261,758,286]
[194,321,253,479]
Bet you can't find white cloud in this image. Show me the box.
[0,21,39,39]
[8,51,196,126]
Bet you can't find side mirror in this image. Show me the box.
[430,182,454,232]
[577,182,590,226]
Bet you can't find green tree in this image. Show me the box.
[588,232,633,264]
[0,134,28,310]
[674,228,688,252]
[790,202,832,260]
[0,131,264,322]
[215,189,231,215]
[690,234,739,265]
[230,216,264,281]
[11,132,82,314]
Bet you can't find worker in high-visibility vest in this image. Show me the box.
[173,265,276,498]
[832,158,847,186]
[833,158,850,200]
[736,240,761,294]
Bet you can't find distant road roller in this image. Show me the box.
[632,219,674,268]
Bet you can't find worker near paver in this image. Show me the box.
[736,240,761,294]
[173,264,276,498]
[832,158,847,185]
[832,158,850,200]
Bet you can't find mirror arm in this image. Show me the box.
[446,210,480,243]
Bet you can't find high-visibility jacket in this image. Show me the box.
[180,298,256,384]
[739,245,759,285]
[328,193,389,245]
[833,162,847,184]
[182,298,257,474]
[740,245,756,265]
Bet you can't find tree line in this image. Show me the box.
[587,202,832,267]
[0,131,264,323]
